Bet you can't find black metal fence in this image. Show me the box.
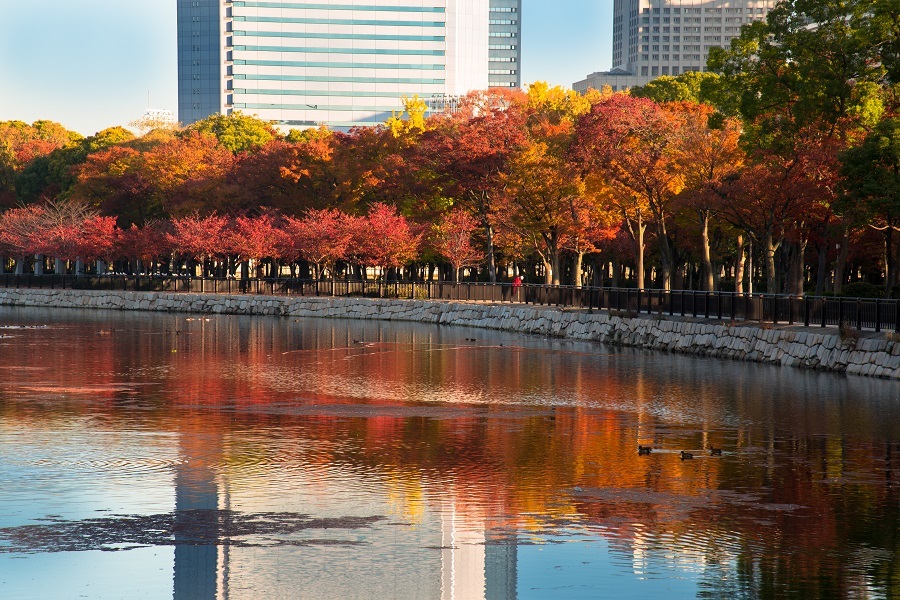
[2,274,898,332]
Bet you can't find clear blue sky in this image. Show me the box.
[0,0,613,137]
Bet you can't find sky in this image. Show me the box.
[0,0,614,137]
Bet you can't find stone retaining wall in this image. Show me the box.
[1,288,898,379]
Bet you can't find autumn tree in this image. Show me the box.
[114,221,173,274]
[574,94,683,289]
[143,132,234,217]
[670,103,744,291]
[228,212,287,278]
[351,203,421,279]
[431,208,483,282]
[168,214,230,276]
[420,90,528,282]
[283,208,352,279]
[0,204,46,271]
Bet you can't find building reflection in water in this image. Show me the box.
[174,416,225,600]
[172,427,517,600]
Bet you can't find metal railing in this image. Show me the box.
[1,274,897,332]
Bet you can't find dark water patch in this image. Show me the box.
[0,510,384,554]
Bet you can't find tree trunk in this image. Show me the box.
[549,247,561,286]
[634,217,645,290]
[699,211,714,292]
[886,227,896,293]
[786,237,807,296]
[542,258,552,285]
[764,231,779,294]
[574,252,585,287]
[814,240,829,297]
[746,240,754,295]
[657,230,674,291]
[735,234,745,294]
[484,222,497,283]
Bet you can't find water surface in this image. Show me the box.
[1,307,899,599]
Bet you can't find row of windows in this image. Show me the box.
[233,16,445,27]
[236,102,414,112]
[233,44,445,56]
[234,30,445,41]
[488,20,516,25]
[640,65,703,76]
[234,59,445,70]
[489,32,517,38]
[643,6,768,14]
[489,7,517,12]
[642,44,706,51]
[640,53,704,62]
[489,44,517,50]
[232,2,445,13]
[235,88,441,98]
[234,73,446,84]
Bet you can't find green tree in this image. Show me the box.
[187,111,277,153]
[708,0,887,139]
[631,71,721,105]
[839,119,900,292]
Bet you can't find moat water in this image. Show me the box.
[1,307,899,599]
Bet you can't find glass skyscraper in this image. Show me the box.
[177,0,522,129]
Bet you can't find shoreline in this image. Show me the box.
[1,287,898,380]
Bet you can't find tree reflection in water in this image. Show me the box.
[1,307,899,599]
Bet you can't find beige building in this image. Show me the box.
[574,0,775,93]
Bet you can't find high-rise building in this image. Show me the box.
[488,0,522,89]
[574,0,774,94]
[177,0,523,129]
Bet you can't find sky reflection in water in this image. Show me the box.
[1,307,899,599]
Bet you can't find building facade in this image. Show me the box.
[177,0,522,129]
[574,0,774,94]
[488,0,522,89]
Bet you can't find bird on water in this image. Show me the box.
[709,447,722,456]
[638,445,652,455]
[680,451,694,460]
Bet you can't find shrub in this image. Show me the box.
[839,322,860,344]
[841,282,883,299]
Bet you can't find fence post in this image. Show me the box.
[876,298,882,333]
[788,296,794,325]
[838,297,844,326]
[856,299,862,331]
[804,297,810,327]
